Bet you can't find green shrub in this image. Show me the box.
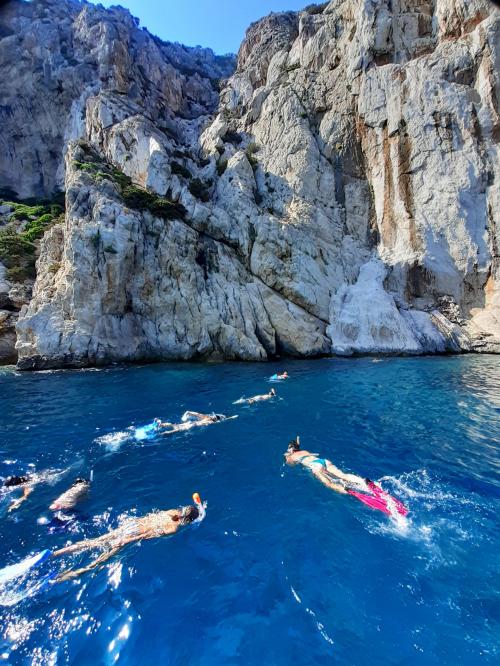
[23,212,59,243]
[0,231,36,281]
[0,191,65,282]
[104,245,117,254]
[121,185,187,220]
[73,161,99,174]
[72,142,188,222]
[10,203,47,221]
[6,264,35,282]
[109,168,132,189]
[304,3,327,14]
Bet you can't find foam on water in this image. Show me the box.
[94,430,131,451]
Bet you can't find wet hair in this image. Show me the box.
[72,478,90,487]
[212,414,225,422]
[4,475,30,487]
[270,388,276,396]
[287,437,301,452]
[181,505,200,525]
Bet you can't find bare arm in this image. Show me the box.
[183,411,207,420]
[8,486,33,513]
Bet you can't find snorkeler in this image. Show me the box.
[284,437,408,518]
[49,478,90,512]
[2,475,34,513]
[234,388,276,405]
[2,469,68,513]
[271,371,288,380]
[51,493,206,581]
[157,411,237,435]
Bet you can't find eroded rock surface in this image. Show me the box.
[2,0,499,367]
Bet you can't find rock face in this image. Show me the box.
[2,0,499,368]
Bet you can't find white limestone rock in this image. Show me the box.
[4,0,500,367]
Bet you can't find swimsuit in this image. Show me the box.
[298,454,329,470]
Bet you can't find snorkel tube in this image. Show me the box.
[192,492,207,523]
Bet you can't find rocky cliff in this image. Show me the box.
[1,0,499,368]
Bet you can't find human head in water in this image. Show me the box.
[269,388,276,396]
[286,436,301,453]
[173,505,199,525]
[72,478,90,487]
[4,475,30,488]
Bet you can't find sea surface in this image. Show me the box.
[0,356,499,665]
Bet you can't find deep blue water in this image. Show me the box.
[0,356,499,665]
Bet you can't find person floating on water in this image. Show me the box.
[234,388,276,405]
[271,371,288,380]
[284,437,408,518]
[156,411,237,436]
[2,475,34,513]
[50,478,90,512]
[50,493,206,581]
[2,470,63,513]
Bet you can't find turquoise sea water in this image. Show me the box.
[0,356,499,664]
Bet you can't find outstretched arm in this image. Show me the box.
[8,486,33,513]
[183,411,207,421]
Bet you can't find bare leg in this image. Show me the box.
[53,533,114,557]
[55,546,122,582]
[314,471,348,494]
[325,463,365,486]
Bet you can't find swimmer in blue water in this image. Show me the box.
[158,411,236,435]
[2,475,34,512]
[234,388,276,405]
[52,493,206,581]
[50,478,90,512]
[2,470,62,513]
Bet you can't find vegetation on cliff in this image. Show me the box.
[0,195,65,282]
[72,142,188,221]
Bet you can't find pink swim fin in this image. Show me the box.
[347,481,408,517]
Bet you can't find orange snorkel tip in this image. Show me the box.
[193,492,202,505]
